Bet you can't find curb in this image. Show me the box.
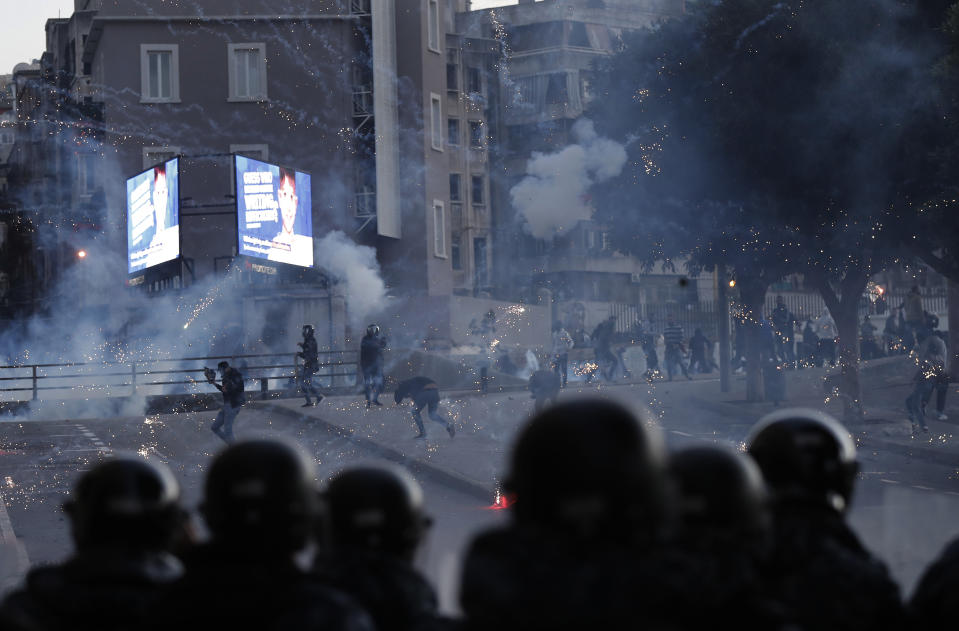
[0,492,30,594]
[260,402,494,503]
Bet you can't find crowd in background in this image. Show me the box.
[2,400,959,630]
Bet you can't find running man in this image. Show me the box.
[393,376,455,439]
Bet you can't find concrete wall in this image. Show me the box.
[450,295,549,350]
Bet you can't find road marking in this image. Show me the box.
[669,430,694,437]
[913,485,935,491]
[63,448,101,453]
[880,479,901,484]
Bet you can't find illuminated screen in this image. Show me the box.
[235,155,314,268]
[126,157,180,274]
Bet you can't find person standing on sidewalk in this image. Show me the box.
[360,324,386,409]
[907,328,948,432]
[393,376,455,439]
[770,296,796,364]
[902,285,925,341]
[550,320,574,388]
[922,329,950,421]
[663,315,691,381]
[297,325,324,407]
[207,360,245,444]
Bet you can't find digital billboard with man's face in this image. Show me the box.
[126,157,180,274]
[235,155,314,268]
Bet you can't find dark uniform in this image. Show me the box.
[149,440,374,631]
[0,457,186,631]
[360,325,387,408]
[394,377,454,439]
[316,466,453,631]
[298,325,324,406]
[210,361,245,443]
[461,400,671,631]
[528,369,560,412]
[910,537,959,629]
[748,408,904,631]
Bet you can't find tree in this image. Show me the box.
[589,0,939,418]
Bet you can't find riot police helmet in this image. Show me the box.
[324,464,431,562]
[366,324,380,337]
[747,408,858,512]
[668,445,769,539]
[202,439,320,554]
[503,398,666,541]
[303,324,314,336]
[64,455,182,552]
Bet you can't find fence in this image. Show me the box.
[603,288,951,343]
[0,350,359,403]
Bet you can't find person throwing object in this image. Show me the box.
[206,360,245,444]
[394,376,455,439]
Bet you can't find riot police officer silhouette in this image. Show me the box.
[747,408,903,630]
[0,456,186,630]
[150,439,373,631]
[459,399,671,631]
[315,465,452,631]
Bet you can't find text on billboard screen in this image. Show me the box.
[235,155,313,268]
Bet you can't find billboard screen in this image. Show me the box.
[235,155,313,268]
[127,157,180,274]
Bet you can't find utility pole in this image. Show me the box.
[717,264,731,393]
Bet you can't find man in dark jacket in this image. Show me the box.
[208,360,245,443]
[360,324,387,408]
[0,457,187,631]
[394,377,455,439]
[298,324,324,407]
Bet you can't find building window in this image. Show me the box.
[142,146,180,169]
[77,153,97,195]
[471,174,484,205]
[469,120,484,148]
[428,0,440,52]
[430,93,443,151]
[473,237,488,287]
[433,200,446,258]
[446,48,459,92]
[228,43,268,101]
[449,173,461,201]
[467,67,482,94]
[448,118,460,146]
[140,44,179,103]
[451,234,462,270]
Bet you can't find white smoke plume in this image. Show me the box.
[314,230,391,326]
[510,118,628,240]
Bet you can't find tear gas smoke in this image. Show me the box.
[314,230,391,327]
[510,118,627,240]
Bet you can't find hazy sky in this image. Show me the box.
[0,0,532,76]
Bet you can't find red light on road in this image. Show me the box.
[486,491,515,511]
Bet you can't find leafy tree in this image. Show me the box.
[590,0,939,417]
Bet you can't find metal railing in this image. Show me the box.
[0,350,359,402]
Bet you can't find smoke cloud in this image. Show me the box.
[510,118,627,240]
[314,230,390,327]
